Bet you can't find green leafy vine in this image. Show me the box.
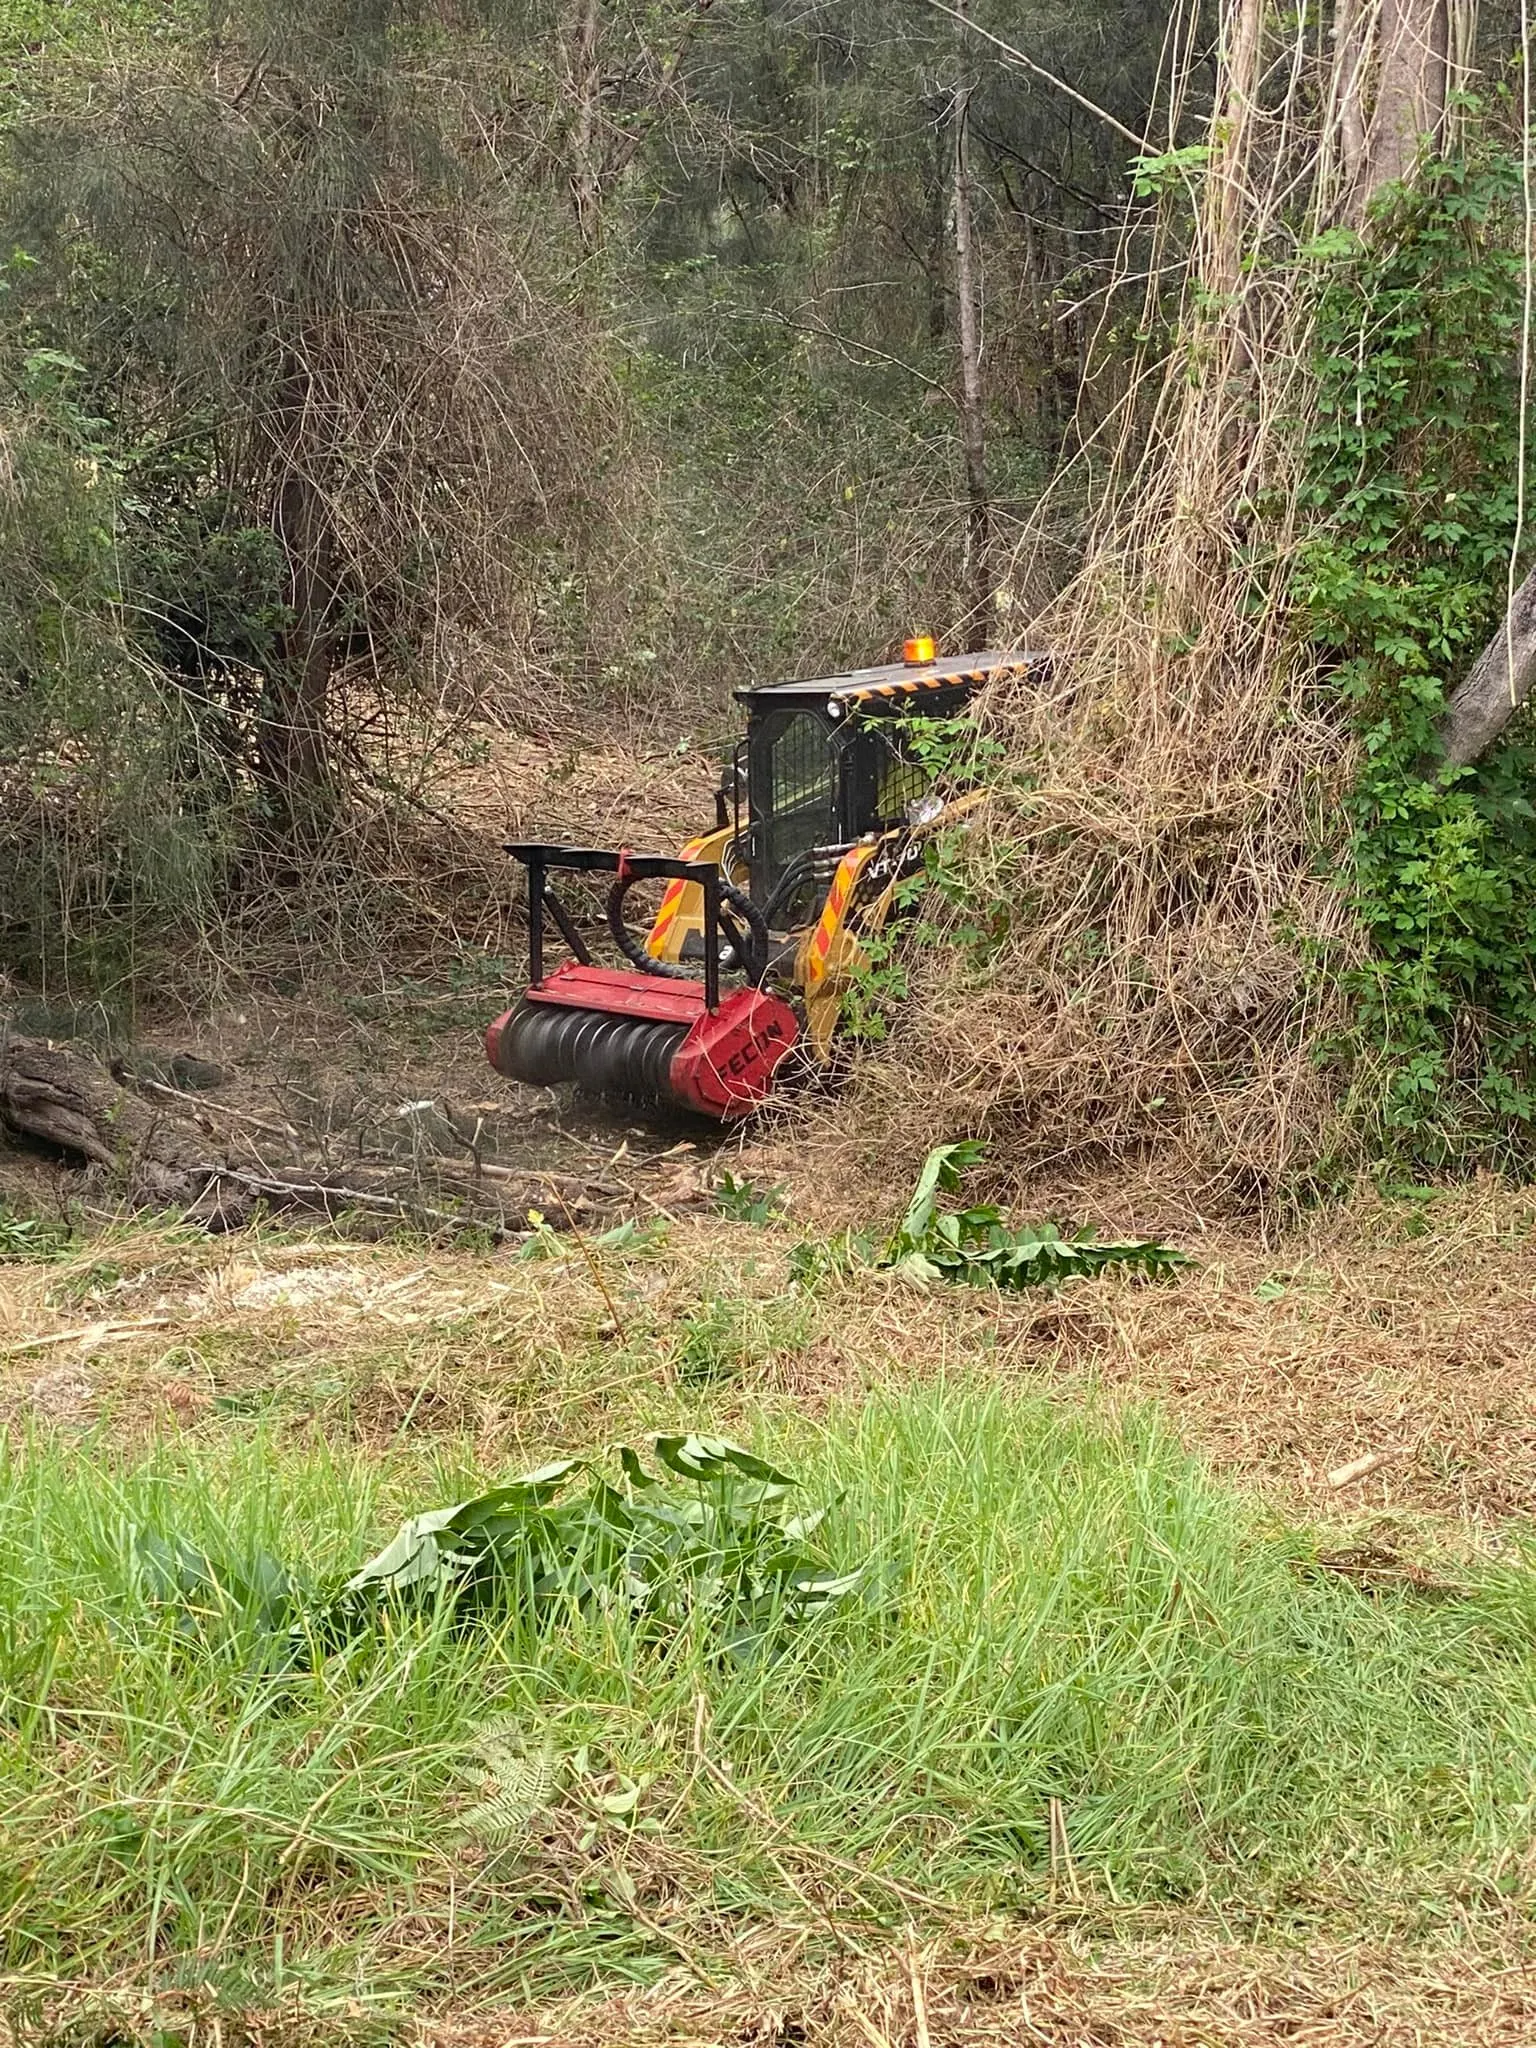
[1296,141,1536,1168]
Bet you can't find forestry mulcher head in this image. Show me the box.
[487,644,1050,1122]
[486,846,801,1121]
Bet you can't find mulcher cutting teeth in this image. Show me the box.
[488,964,799,1122]
[495,1006,688,1105]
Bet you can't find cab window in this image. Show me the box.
[754,709,838,896]
[869,726,928,829]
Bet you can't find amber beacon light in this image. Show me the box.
[902,633,937,665]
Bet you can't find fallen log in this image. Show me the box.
[0,1031,236,1216]
[0,1032,626,1239]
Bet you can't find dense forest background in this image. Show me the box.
[1,0,1162,964]
[2,0,1534,1198]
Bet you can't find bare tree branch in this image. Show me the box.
[924,0,1149,151]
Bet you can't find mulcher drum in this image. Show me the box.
[487,963,800,1120]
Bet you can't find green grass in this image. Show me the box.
[1,1385,1534,2017]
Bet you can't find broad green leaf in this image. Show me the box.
[155,1422,857,1665]
[788,1568,865,1601]
[617,1444,658,1490]
[398,1462,584,1545]
[890,1249,944,1286]
[651,1434,795,1486]
[780,1504,831,1543]
[898,1139,987,1245]
[343,1506,465,1595]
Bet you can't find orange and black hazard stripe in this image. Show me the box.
[845,659,1032,706]
[805,842,880,988]
[645,838,709,958]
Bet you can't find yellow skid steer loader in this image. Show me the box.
[487,642,1045,1119]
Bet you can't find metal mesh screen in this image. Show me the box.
[759,711,837,892]
[868,728,928,828]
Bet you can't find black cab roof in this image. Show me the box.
[734,647,1049,712]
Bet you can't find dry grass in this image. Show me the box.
[436,717,719,867]
[1046,1180,1536,1525]
[0,1204,798,1461]
[14,1926,1535,2045]
[479,1929,1536,2048]
[834,477,1356,1216]
[5,1172,1536,1531]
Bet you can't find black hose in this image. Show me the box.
[757,843,849,930]
[606,871,771,985]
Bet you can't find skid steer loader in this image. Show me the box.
[485,642,1046,1120]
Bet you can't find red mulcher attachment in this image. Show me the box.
[486,845,800,1122]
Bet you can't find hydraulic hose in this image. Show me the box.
[606,871,771,986]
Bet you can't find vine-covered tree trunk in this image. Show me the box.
[1207,0,1264,296]
[1343,0,1450,218]
[1330,0,1522,772]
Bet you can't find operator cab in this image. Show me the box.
[732,647,1048,930]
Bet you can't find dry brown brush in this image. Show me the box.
[845,0,1484,1211]
[1,7,631,997]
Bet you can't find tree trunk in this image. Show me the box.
[951,36,991,645]
[927,96,949,341]
[1332,0,1520,773]
[566,0,603,251]
[0,1035,240,1216]
[1207,0,1265,298]
[1331,0,1371,204]
[254,346,339,831]
[260,463,337,813]
[1354,0,1449,213]
[1436,564,1536,768]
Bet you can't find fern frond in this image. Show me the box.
[460,1719,559,1850]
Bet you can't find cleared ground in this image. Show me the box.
[2,1170,1536,2044]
